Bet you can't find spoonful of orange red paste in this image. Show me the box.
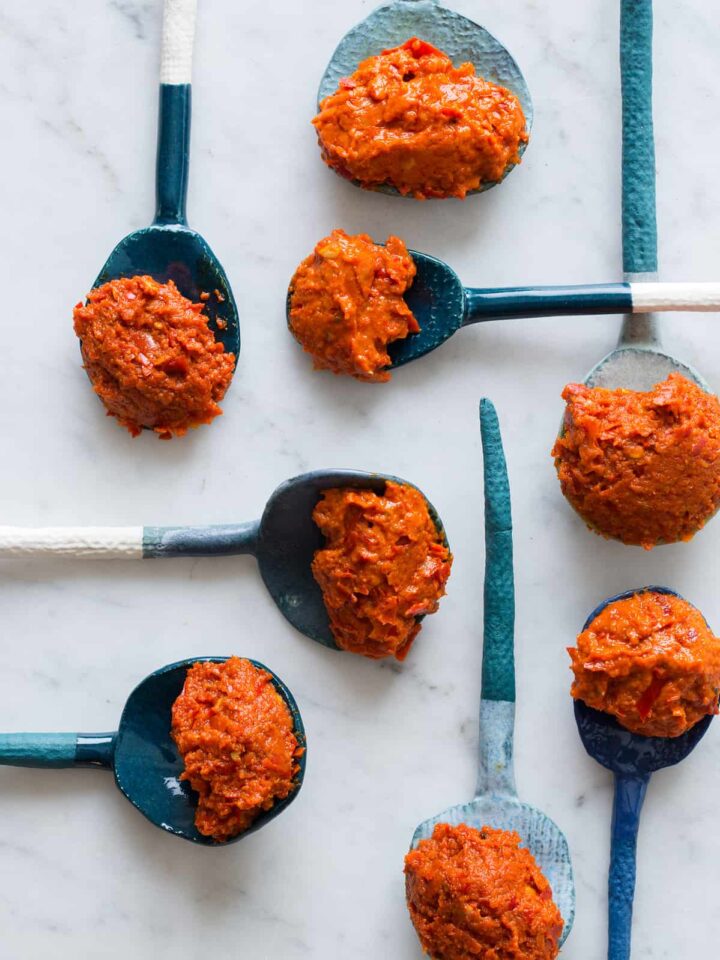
[74,276,235,439]
[314,38,529,199]
[0,655,306,846]
[0,470,451,660]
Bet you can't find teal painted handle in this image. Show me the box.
[0,733,115,768]
[464,284,631,324]
[479,400,515,703]
[476,400,517,799]
[143,521,260,558]
[621,0,657,277]
[155,85,191,225]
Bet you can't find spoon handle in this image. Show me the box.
[608,772,650,960]
[463,282,720,324]
[0,733,116,768]
[619,0,660,352]
[0,522,260,559]
[476,400,517,799]
[155,0,197,225]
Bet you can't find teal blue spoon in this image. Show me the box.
[287,246,720,371]
[0,470,448,652]
[0,657,306,846]
[90,0,239,362]
[317,0,532,196]
[574,586,714,959]
[409,400,575,943]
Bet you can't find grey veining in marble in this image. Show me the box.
[0,1,719,958]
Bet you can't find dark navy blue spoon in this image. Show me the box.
[91,0,239,361]
[0,657,306,846]
[574,586,714,958]
[287,246,719,372]
[0,470,449,652]
[317,0,533,197]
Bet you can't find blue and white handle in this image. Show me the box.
[463,282,720,324]
[608,773,649,960]
[155,0,197,225]
[0,733,116,768]
[0,522,260,559]
[476,400,517,799]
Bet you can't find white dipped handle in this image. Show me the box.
[161,0,197,84]
[0,527,144,560]
[631,282,720,312]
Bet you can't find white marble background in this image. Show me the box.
[0,1,719,957]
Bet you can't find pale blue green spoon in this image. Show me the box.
[317,0,532,196]
[0,657,306,846]
[409,400,575,945]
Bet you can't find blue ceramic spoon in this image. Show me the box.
[316,0,532,196]
[574,587,714,959]
[287,247,720,371]
[585,0,705,392]
[409,400,575,944]
[91,0,239,360]
[0,470,448,652]
[0,657,306,846]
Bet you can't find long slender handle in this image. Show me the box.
[608,773,650,960]
[621,0,657,276]
[0,522,260,559]
[155,0,197,225]
[476,400,517,799]
[0,733,116,768]
[462,282,720,325]
[619,0,659,348]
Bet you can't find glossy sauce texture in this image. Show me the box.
[288,230,418,381]
[570,591,720,737]
[552,373,720,548]
[313,38,528,199]
[405,823,563,960]
[312,482,452,660]
[171,658,302,841]
[74,276,235,439]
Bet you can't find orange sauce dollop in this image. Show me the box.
[313,38,528,199]
[405,823,563,960]
[171,658,302,841]
[312,482,452,660]
[288,229,418,382]
[73,276,235,439]
[570,591,720,738]
[552,373,720,548]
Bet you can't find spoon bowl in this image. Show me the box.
[96,223,239,358]
[317,0,533,197]
[407,400,574,949]
[412,795,575,944]
[0,657,306,846]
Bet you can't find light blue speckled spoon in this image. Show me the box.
[409,400,575,944]
[317,0,532,196]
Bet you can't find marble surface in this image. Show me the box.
[1,1,719,956]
